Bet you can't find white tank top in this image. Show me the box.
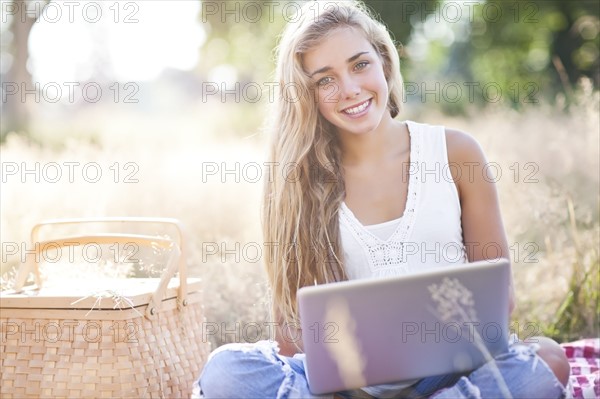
[339,120,467,280]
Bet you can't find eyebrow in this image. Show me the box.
[308,51,370,78]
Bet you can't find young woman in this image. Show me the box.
[195,1,570,398]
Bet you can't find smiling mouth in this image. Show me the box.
[341,99,372,115]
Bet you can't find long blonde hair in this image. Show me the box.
[262,0,404,326]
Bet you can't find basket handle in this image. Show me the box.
[14,217,189,319]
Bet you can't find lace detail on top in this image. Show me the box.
[364,216,402,241]
[339,122,422,277]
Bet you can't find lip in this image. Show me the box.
[340,98,372,117]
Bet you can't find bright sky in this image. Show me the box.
[28,1,205,83]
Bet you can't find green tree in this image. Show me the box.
[469,0,599,106]
[371,0,599,110]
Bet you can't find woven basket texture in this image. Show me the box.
[0,298,210,398]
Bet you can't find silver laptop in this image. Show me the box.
[297,258,511,394]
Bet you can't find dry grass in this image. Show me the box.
[1,85,598,347]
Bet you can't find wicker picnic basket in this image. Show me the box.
[0,218,210,398]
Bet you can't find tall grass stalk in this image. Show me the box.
[545,197,600,341]
[428,278,512,399]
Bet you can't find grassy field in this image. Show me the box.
[1,90,598,349]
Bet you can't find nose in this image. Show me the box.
[338,75,360,100]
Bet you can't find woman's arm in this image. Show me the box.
[446,128,516,314]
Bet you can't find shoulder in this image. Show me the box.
[444,127,487,165]
[443,128,492,201]
[407,121,488,164]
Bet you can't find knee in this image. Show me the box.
[198,341,285,398]
[527,336,570,386]
[199,345,246,396]
[203,343,247,372]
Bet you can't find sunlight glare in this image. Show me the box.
[28,1,205,84]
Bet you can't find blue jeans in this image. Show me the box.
[194,340,566,399]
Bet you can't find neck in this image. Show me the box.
[338,116,406,166]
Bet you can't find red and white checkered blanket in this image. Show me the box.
[562,338,599,399]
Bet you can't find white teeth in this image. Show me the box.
[343,100,370,115]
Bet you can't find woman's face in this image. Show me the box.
[303,28,390,137]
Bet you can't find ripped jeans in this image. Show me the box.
[193,340,566,399]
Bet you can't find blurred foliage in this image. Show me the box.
[367,0,439,44]
[372,0,600,111]
[197,0,288,81]
[467,0,599,108]
[197,0,599,113]
[2,0,598,139]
